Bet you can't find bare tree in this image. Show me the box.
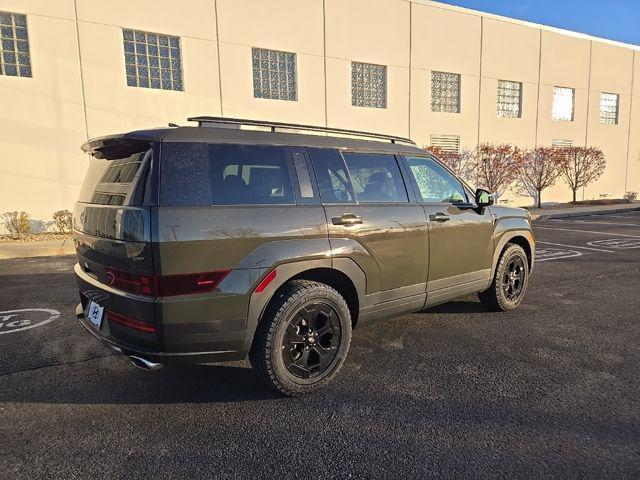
[424,146,474,183]
[470,143,523,201]
[516,147,566,208]
[1,211,31,239]
[558,146,606,203]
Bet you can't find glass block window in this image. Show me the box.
[122,29,183,91]
[431,71,461,113]
[0,12,31,77]
[552,86,574,121]
[600,92,619,125]
[496,80,522,118]
[351,62,387,108]
[252,47,297,101]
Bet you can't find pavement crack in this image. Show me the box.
[0,353,115,377]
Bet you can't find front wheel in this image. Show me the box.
[478,243,529,311]
[249,280,352,396]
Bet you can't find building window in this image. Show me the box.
[600,92,619,125]
[351,61,387,109]
[496,80,522,118]
[431,71,461,113]
[430,134,460,153]
[252,47,297,101]
[123,29,183,91]
[551,139,573,149]
[0,12,31,77]
[552,86,574,121]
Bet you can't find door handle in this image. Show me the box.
[429,212,450,222]
[332,213,363,226]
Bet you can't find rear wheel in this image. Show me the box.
[478,243,529,311]
[249,280,352,396]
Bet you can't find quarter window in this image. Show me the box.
[600,92,619,125]
[252,47,297,101]
[342,153,408,203]
[552,86,574,121]
[431,71,461,113]
[160,143,211,206]
[496,80,522,118]
[406,157,467,204]
[0,11,31,77]
[123,29,183,91]
[351,61,387,109]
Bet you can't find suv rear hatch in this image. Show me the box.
[74,137,158,349]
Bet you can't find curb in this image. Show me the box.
[531,205,640,221]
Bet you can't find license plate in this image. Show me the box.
[86,301,104,329]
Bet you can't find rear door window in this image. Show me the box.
[210,144,294,205]
[308,147,355,204]
[342,153,408,203]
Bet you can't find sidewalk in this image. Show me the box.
[528,202,640,220]
[0,238,75,260]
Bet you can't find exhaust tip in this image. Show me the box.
[129,355,162,371]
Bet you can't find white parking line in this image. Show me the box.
[536,241,614,253]
[534,226,640,238]
[549,219,640,227]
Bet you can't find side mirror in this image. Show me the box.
[475,188,494,207]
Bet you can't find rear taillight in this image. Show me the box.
[107,310,156,333]
[106,268,156,296]
[105,268,229,297]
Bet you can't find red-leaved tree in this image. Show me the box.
[516,147,567,208]
[424,146,474,184]
[470,143,523,201]
[557,146,606,203]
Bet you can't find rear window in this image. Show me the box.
[78,142,150,205]
[159,143,295,206]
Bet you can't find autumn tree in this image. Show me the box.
[557,146,606,203]
[516,147,567,208]
[470,143,523,201]
[1,211,31,239]
[424,146,474,183]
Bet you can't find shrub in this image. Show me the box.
[624,191,638,202]
[52,209,73,234]
[1,211,32,239]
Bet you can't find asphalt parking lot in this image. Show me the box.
[1,211,639,479]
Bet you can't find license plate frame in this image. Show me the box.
[86,301,104,329]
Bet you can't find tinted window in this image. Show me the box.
[343,153,407,203]
[160,143,211,206]
[308,148,355,203]
[211,145,294,205]
[406,156,467,204]
[78,143,150,206]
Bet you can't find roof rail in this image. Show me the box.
[186,116,416,146]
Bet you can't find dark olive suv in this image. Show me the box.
[74,117,534,396]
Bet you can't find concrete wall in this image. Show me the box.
[0,0,638,222]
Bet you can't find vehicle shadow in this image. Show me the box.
[425,299,490,314]
[1,359,281,405]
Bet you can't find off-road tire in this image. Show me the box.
[478,243,529,312]
[249,280,352,396]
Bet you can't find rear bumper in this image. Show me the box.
[76,304,243,363]
[74,263,248,364]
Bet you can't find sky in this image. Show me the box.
[437,0,640,46]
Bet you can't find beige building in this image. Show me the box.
[1,0,639,221]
